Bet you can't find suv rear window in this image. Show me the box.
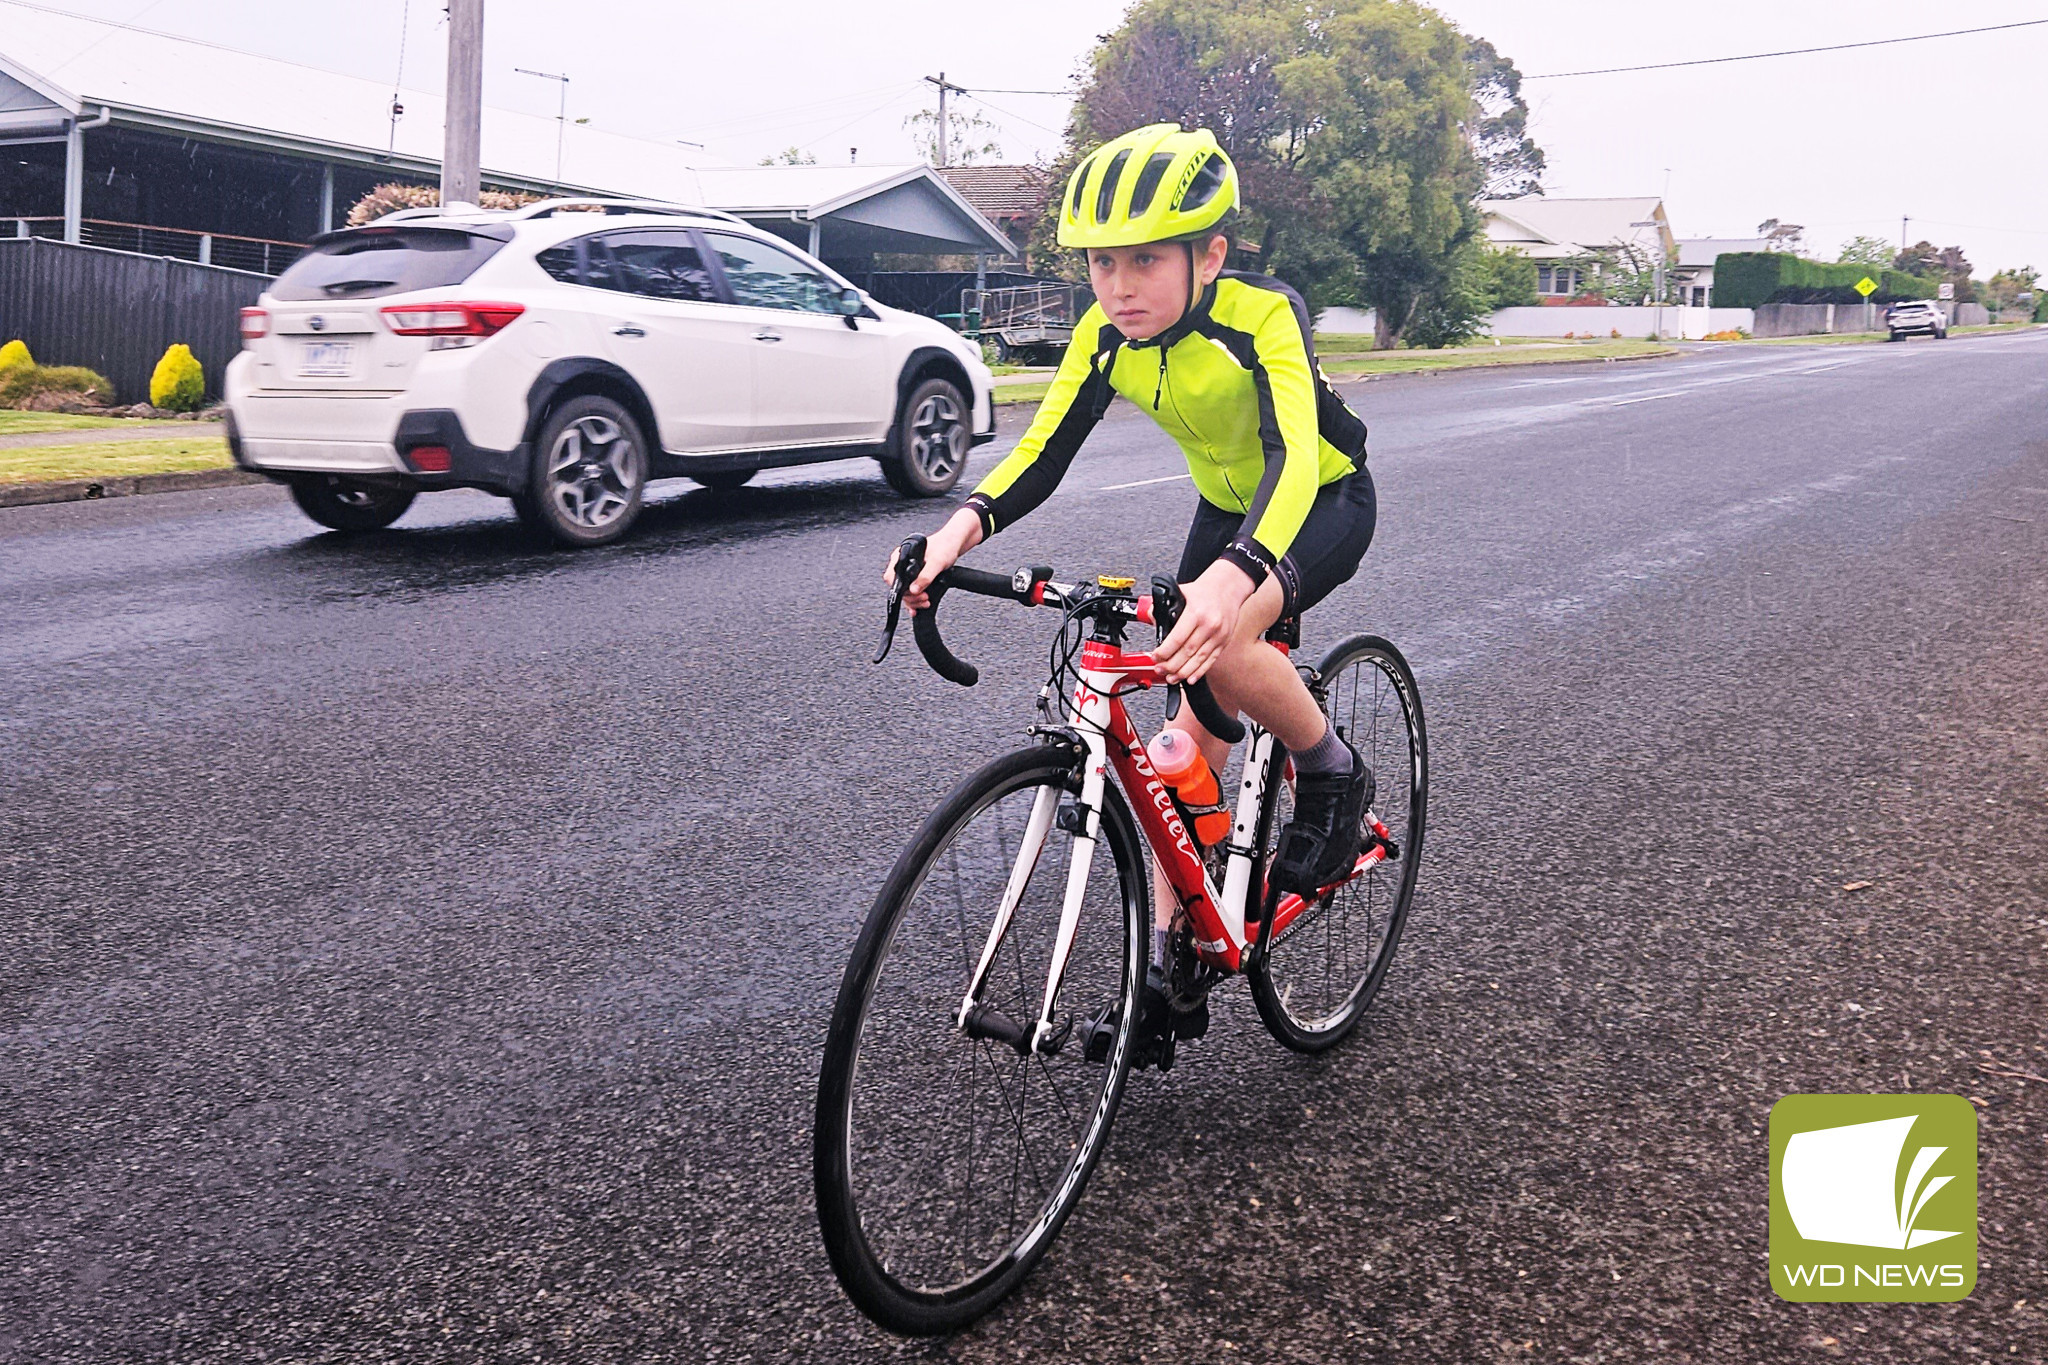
[270,227,511,301]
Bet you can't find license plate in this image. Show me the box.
[299,340,356,377]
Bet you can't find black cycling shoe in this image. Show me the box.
[1125,966,1211,1072]
[1271,741,1375,895]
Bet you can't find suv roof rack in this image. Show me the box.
[510,197,749,226]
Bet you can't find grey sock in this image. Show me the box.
[1296,721,1353,776]
[1152,927,1171,970]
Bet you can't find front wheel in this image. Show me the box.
[1249,635,1427,1052]
[815,747,1147,1335]
[881,376,969,498]
[288,475,415,532]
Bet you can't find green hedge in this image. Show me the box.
[1713,253,1938,308]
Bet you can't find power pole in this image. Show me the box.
[1900,215,1909,251]
[923,72,965,167]
[443,0,484,208]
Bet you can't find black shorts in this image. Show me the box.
[1177,468,1377,619]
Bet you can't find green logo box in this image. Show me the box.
[1769,1094,1977,1302]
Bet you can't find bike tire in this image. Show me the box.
[1249,634,1427,1052]
[814,745,1148,1335]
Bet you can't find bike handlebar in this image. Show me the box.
[880,536,1245,744]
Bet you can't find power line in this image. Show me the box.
[966,86,1072,95]
[1524,19,2048,79]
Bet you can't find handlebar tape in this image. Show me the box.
[1147,574,1246,743]
[1182,677,1245,744]
[912,580,979,687]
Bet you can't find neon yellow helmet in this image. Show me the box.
[1057,124,1240,250]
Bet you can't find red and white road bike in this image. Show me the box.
[814,536,1427,1335]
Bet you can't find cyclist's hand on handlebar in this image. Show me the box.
[1155,559,1256,684]
[885,506,983,610]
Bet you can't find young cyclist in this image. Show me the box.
[887,124,1378,1036]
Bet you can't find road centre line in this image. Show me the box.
[1100,473,1192,491]
[1588,391,1682,407]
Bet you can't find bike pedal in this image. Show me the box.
[1078,1003,1120,1064]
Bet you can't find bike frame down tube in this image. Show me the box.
[1076,644,1253,973]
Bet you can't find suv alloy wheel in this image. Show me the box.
[882,376,969,498]
[515,395,650,547]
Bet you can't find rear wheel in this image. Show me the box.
[815,747,1146,1335]
[881,376,969,498]
[512,396,648,547]
[1249,635,1426,1052]
[288,475,415,532]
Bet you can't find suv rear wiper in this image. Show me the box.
[323,279,396,296]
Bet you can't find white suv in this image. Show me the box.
[224,199,996,545]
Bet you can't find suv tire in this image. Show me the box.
[289,474,416,532]
[514,395,649,547]
[882,376,969,498]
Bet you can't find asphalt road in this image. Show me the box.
[3,333,2045,1363]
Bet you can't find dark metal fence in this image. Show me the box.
[0,237,269,404]
[848,269,1060,320]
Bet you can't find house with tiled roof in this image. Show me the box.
[938,164,1051,266]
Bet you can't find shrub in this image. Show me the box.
[0,362,113,409]
[0,339,31,371]
[1712,252,1937,307]
[1610,328,1622,339]
[1700,329,1745,341]
[346,182,546,227]
[150,343,206,411]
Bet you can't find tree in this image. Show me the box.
[1836,235,1893,269]
[1466,37,1543,198]
[1066,0,1508,349]
[1405,239,1488,348]
[1756,218,1805,255]
[1480,246,1538,308]
[903,107,1002,166]
[1894,240,1978,303]
[1601,238,1670,306]
[759,146,817,166]
[1985,265,2039,311]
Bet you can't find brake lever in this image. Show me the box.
[875,534,927,665]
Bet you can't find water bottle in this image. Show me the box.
[1147,730,1231,845]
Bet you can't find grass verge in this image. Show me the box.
[0,411,152,437]
[992,338,1674,405]
[0,436,231,485]
[1726,322,2036,347]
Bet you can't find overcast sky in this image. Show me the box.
[31,0,2048,276]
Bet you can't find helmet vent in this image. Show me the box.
[1178,153,1227,213]
[1126,152,1176,217]
[1093,148,1133,226]
[1069,155,1092,217]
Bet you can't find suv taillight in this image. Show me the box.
[379,301,526,336]
[239,308,268,341]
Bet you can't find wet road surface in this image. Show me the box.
[3,333,2045,1362]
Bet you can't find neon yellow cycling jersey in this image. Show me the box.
[964,271,1368,586]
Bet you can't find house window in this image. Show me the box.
[1538,265,1578,295]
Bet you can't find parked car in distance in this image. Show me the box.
[225,199,997,546]
[1885,299,1948,342]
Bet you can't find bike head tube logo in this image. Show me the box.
[1769,1094,1977,1302]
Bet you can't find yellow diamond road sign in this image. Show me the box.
[1856,276,1879,297]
